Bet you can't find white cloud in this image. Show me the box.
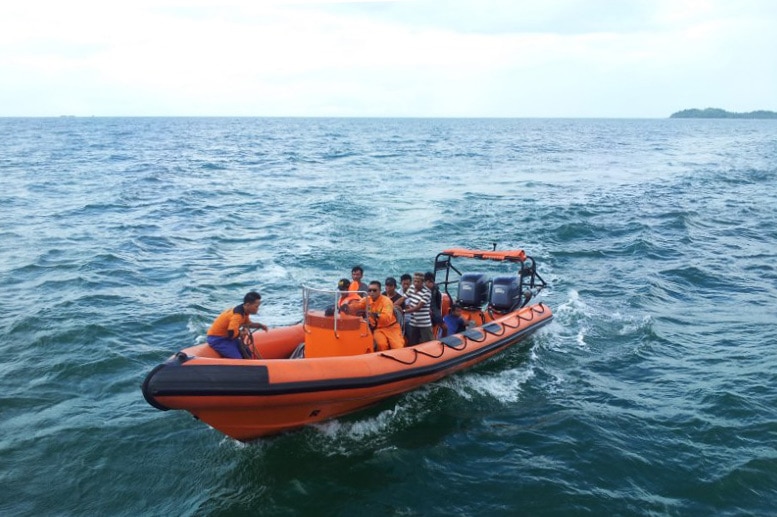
[0,0,775,116]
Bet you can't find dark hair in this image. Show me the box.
[450,303,461,313]
[370,280,381,290]
[337,278,351,290]
[244,291,261,304]
[385,276,396,287]
[351,265,363,274]
[423,271,434,282]
[400,273,412,282]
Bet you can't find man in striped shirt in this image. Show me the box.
[402,272,433,346]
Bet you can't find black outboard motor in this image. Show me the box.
[489,275,523,313]
[457,273,490,309]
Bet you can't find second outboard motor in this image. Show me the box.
[490,275,523,313]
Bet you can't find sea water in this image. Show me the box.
[1,117,776,516]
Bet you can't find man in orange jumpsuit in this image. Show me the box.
[346,280,405,351]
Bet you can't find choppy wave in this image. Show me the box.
[1,117,776,516]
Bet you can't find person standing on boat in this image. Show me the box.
[424,271,448,338]
[206,291,268,359]
[382,277,404,331]
[350,265,368,297]
[337,278,360,310]
[397,273,412,298]
[395,273,413,342]
[402,272,434,346]
[346,281,404,350]
[382,277,402,303]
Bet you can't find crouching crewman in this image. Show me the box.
[346,281,404,351]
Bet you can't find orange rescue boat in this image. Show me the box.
[142,248,552,441]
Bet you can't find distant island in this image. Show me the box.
[670,108,777,119]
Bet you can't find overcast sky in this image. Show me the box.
[1,0,775,118]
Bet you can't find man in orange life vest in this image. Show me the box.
[344,280,404,351]
[206,291,268,359]
[337,278,361,308]
[324,278,360,317]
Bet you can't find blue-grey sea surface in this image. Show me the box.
[1,117,776,516]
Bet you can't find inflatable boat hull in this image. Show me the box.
[142,303,552,441]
